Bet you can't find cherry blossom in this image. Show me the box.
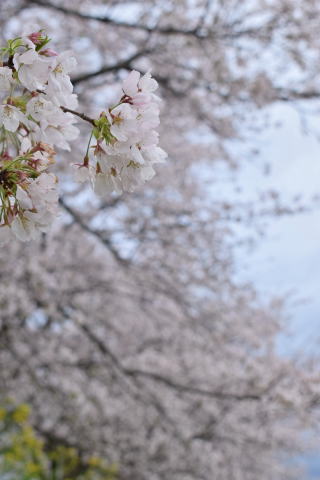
[11,173,58,241]
[73,69,167,195]
[13,40,51,91]
[0,67,13,91]
[109,103,137,141]
[0,104,25,132]
[0,30,166,241]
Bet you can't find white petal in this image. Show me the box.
[16,185,33,210]
[130,145,145,164]
[0,225,12,244]
[139,71,158,92]
[94,173,108,196]
[18,49,38,65]
[73,165,91,183]
[122,70,140,97]
[11,216,33,241]
[110,124,128,141]
[141,164,156,181]
[20,137,32,154]
[0,67,12,91]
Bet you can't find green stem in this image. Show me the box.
[85,129,94,158]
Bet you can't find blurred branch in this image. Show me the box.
[73,62,182,98]
[25,0,205,37]
[276,88,320,101]
[59,197,128,266]
[25,0,275,41]
[79,320,262,402]
[72,48,154,86]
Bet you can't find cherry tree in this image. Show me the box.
[1,1,320,479]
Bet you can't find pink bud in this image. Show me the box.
[1,151,12,161]
[28,32,42,45]
[40,48,58,57]
[17,172,28,182]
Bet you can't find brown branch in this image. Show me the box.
[79,319,262,403]
[25,0,279,42]
[3,56,14,69]
[25,0,202,37]
[72,48,153,86]
[34,89,96,125]
[73,63,183,99]
[59,197,129,266]
[276,88,320,102]
[124,367,261,401]
[60,106,95,125]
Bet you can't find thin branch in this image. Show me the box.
[25,0,279,42]
[72,48,153,86]
[79,319,262,403]
[73,62,184,99]
[35,89,96,125]
[124,367,261,401]
[59,197,128,266]
[60,106,95,125]
[276,88,320,102]
[25,0,202,37]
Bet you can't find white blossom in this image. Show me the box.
[39,113,79,151]
[123,70,159,107]
[0,67,13,91]
[11,172,59,241]
[16,184,33,209]
[13,41,51,91]
[109,103,137,141]
[72,163,94,183]
[0,31,165,241]
[44,51,78,109]
[0,104,24,132]
[93,171,117,195]
[10,215,34,241]
[45,81,78,109]
[26,94,58,126]
[82,70,166,195]
[48,51,77,92]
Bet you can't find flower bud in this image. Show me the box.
[40,48,58,57]
[28,32,43,45]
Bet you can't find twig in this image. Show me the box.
[60,106,95,126]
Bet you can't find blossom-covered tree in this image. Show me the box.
[1,1,320,479]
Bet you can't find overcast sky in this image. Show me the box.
[225,101,320,477]
[231,102,320,356]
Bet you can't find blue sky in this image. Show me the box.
[222,101,320,355]
[230,101,320,477]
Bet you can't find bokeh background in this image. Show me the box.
[1,1,320,479]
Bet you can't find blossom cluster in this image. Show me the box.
[0,29,166,242]
[0,29,79,242]
[73,70,167,194]
[0,144,58,242]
